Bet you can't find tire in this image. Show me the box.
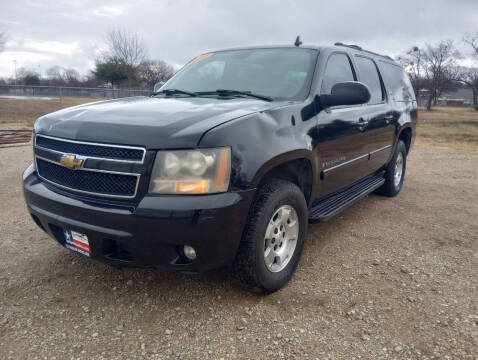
[233,179,308,293]
[378,140,407,197]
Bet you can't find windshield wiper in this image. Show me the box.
[197,89,273,102]
[152,89,198,97]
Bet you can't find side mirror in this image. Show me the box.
[153,81,165,92]
[320,81,371,108]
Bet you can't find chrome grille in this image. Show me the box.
[34,135,145,199]
[36,158,138,197]
[35,135,145,163]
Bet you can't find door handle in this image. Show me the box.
[357,117,369,131]
[384,115,394,124]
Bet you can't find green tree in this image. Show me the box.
[23,74,40,85]
[92,58,130,88]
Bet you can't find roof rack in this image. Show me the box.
[334,42,393,61]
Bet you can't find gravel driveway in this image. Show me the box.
[0,145,477,359]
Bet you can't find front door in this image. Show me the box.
[315,52,370,196]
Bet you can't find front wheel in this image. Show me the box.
[233,179,308,293]
[378,140,407,197]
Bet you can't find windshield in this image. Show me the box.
[162,48,318,101]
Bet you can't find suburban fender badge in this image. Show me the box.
[60,154,84,169]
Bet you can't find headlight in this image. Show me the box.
[149,147,231,194]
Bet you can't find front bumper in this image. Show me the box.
[23,165,255,271]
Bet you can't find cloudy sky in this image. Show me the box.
[1,0,477,78]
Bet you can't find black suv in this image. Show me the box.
[23,43,417,292]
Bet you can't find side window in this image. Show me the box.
[354,56,384,104]
[320,53,355,94]
[379,61,416,102]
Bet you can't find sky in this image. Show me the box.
[1,0,477,79]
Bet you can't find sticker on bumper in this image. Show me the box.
[64,230,90,257]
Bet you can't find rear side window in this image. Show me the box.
[379,61,416,102]
[320,53,355,94]
[354,56,384,104]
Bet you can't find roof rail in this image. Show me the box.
[334,42,362,51]
[334,42,393,61]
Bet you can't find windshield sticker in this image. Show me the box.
[188,53,213,65]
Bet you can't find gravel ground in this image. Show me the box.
[0,145,477,360]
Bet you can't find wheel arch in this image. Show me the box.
[398,126,413,154]
[251,150,316,206]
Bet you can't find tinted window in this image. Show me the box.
[163,48,318,101]
[379,61,416,102]
[320,53,355,94]
[355,56,384,104]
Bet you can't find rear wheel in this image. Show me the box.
[378,140,407,197]
[233,179,308,293]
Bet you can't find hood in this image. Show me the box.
[35,96,283,149]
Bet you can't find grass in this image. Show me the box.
[261,293,279,304]
[416,106,478,151]
[0,97,477,151]
[0,97,103,128]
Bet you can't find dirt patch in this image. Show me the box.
[0,145,476,359]
[416,106,478,151]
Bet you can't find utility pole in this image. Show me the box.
[13,60,17,86]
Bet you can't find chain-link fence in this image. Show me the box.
[0,85,152,100]
[416,96,474,107]
[0,85,154,128]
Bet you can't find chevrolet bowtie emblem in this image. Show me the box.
[60,154,84,169]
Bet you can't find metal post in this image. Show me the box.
[59,87,63,108]
[13,60,17,95]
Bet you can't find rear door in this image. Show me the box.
[352,55,395,174]
[316,52,371,196]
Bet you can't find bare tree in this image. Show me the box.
[137,59,174,89]
[63,68,81,85]
[103,28,147,68]
[46,66,80,86]
[435,65,460,104]
[46,65,64,84]
[95,28,148,88]
[457,67,478,110]
[397,46,425,96]
[460,30,478,110]
[463,30,478,57]
[422,40,460,111]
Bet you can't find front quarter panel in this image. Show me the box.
[199,103,318,191]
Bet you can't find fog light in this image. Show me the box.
[183,245,197,260]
